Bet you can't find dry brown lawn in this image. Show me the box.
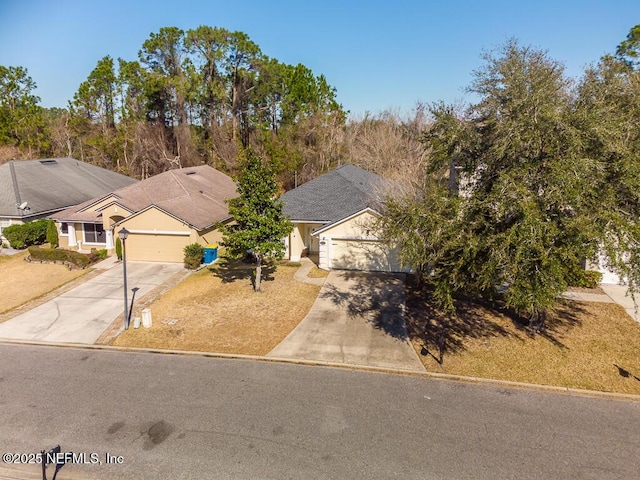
[406,281,640,395]
[112,259,320,355]
[307,266,329,278]
[0,251,90,315]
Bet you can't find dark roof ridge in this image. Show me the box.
[8,161,22,208]
[168,170,191,198]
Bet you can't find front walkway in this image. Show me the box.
[268,270,426,372]
[293,256,326,286]
[0,261,184,343]
[600,285,640,323]
[0,245,20,256]
[562,285,639,323]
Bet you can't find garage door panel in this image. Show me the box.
[126,233,190,262]
[331,239,401,272]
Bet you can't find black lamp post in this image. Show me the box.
[118,228,130,329]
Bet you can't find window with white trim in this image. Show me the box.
[60,222,69,236]
[83,223,106,243]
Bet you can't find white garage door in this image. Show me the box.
[330,238,402,272]
[595,253,625,285]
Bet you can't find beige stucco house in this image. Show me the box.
[52,166,237,262]
[281,164,404,272]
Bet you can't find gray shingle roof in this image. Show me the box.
[53,166,237,230]
[281,164,389,226]
[0,157,137,218]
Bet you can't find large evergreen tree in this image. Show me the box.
[0,65,50,156]
[380,39,640,329]
[221,152,292,291]
[576,49,640,295]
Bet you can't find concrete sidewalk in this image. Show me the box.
[600,284,640,323]
[0,261,184,343]
[0,246,20,256]
[562,285,639,323]
[268,270,425,372]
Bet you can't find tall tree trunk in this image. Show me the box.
[232,77,239,141]
[254,254,262,292]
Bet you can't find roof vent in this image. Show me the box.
[39,159,58,165]
[185,171,196,175]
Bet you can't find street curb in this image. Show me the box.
[0,464,87,480]
[1,339,639,402]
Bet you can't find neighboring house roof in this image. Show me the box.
[0,157,137,219]
[53,166,237,230]
[281,164,391,227]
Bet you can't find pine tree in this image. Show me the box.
[221,152,293,291]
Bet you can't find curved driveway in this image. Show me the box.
[268,270,425,372]
[0,260,184,344]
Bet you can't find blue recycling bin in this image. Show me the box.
[203,244,218,263]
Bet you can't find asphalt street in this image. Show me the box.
[0,343,638,479]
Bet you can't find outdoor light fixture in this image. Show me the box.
[118,228,130,329]
[118,227,129,241]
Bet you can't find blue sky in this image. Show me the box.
[0,0,638,119]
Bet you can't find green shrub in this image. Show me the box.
[28,246,94,268]
[583,270,603,289]
[88,248,107,261]
[184,243,204,270]
[3,219,49,248]
[46,220,58,248]
[568,269,603,289]
[115,237,122,260]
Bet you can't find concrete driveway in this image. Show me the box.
[0,260,184,344]
[268,270,426,372]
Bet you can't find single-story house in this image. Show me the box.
[51,166,237,262]
[0,157,136,241]
[281,164,404,272]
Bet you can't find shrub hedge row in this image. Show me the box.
[3,220,51,249]
[27,246,97,268]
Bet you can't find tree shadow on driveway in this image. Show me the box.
[319,270,409,339]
